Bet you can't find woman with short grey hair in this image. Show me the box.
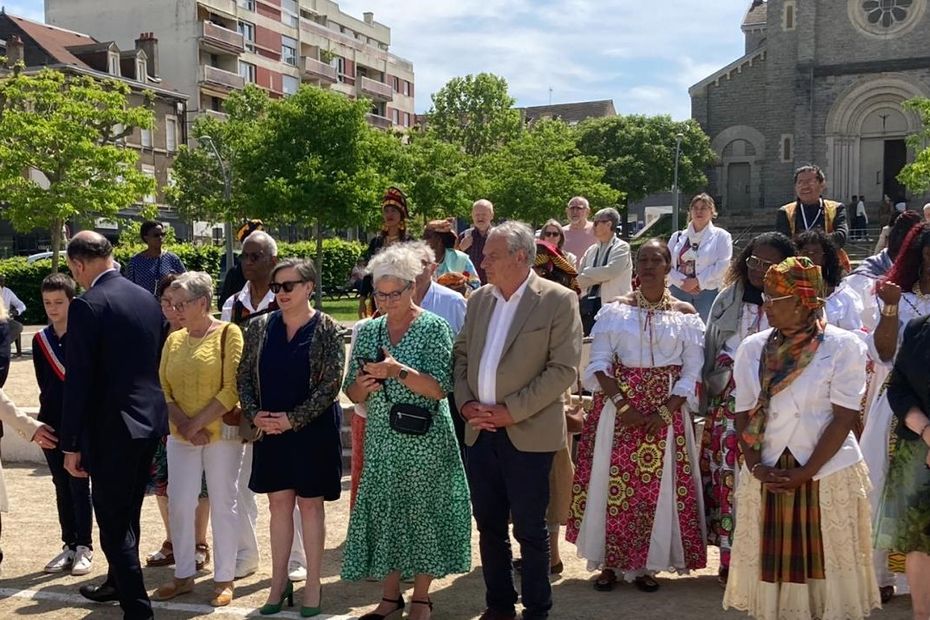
[343,243,471,620]
[154,271,245,607]
[577,207,633,335]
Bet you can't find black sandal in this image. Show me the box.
[717,567,729,588]
[593,570,616,592]
[359,595,404,620]
[634,575,660,592]
[411,598,433,617]
[879,585,894,604]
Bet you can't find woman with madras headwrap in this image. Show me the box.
[723,257,880,620]
[567,239,706,593]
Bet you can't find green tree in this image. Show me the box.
[167,85,270,225]
[427,73,523,157]
[0,67,156,271]
[482,118,619,225]
[235,85,388,305]
[899,98,930,193]
[575,115,717,231]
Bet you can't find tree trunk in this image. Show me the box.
[50,217,63,273]
[314,220,324,310]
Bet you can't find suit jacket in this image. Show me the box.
[887,315,930,441]
[454,271,582,452]
[60,270,168,459]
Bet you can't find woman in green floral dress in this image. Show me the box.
[342,243,471,620]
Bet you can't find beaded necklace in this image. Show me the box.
[635,288,674,367]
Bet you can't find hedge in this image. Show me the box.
[0,238,365,324]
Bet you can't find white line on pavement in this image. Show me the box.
[0,587,357,619]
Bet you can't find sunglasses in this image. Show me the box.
[373,283,412,303]
[241,251,265,263]
[543,230,561,238]
[745,255,775,272]
[762,293,793,304]
[270,280,306,294]
[148,232,166,238]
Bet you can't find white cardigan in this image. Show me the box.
[576,237,633,302]
[668,223,733,291]
[0,389,42,512]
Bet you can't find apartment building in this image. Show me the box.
[0,11,189,252]
[45,0,416,131]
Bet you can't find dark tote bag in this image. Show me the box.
[580,243,613,336]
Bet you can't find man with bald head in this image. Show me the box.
[457,198,494,282]
[61,231,167,619]
[562,196,597,267]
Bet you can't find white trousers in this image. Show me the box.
[167,436,244,582]
[236,443,307,569]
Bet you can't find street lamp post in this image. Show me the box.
[672,132,685,233]
[199,135,235,278]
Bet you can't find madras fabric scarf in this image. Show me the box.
[742,319,825,451]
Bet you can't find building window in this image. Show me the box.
[282,36,298,66]
[332,56,345,82]
[108,52,121,76]
[238,21,255,51]
[403,80,410,96]
[784,1,796,30]
[281,0,298,27]
[239,60,257,83]
[166,116,178,153]
[780,134,793,163]
[282,74,299,95]
[237,0,255,10]
[141,127,152,149]
[392,76,400,92]
[404,112,411,127]
[141,164,157,204]
[136,59,147,82]
[862,0,910,28]
[391,109,400,125]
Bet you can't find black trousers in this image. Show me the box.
[467,431,555,619]
[89,436,158,620]
[44,446,93,549]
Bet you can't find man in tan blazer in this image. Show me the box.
[454,221,582,620]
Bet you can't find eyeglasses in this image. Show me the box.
[373,283,412,303]
[762,293,794,304]
[594,219,613,226]
[543,230,561,238]
[270,280,306,294]
[241,251,265,263]
[745,255,775,272]
[160,297,200,312]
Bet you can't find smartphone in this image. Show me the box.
[356,357,384,383]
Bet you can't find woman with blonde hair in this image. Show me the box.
[669,193,733,321]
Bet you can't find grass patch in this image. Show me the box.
[314,295,360,323]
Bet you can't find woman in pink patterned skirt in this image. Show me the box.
[567,239,707,593]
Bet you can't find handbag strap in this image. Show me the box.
[588,241,613,298]
[378,321,395,405]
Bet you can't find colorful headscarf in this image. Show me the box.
[381,187,408,219]
[534,240,580,293]
[742,256,826,451]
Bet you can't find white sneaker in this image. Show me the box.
[71,546,93,576]
[287,562,307,582]
[234,560,259,580]
[44,547,75,573]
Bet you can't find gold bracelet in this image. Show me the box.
[657,405,673,425]
[881,304,899,317]
[617,402,631,414]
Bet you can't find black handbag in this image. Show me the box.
[580,243,613,336]
[379,324,434,436]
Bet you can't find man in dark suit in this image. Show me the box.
[61,231,167,620]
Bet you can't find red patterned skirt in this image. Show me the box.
[567,363,706,576]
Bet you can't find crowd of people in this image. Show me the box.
[0,165,927,620]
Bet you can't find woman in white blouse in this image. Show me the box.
[795,229,864,332]
[567,238,706,593]
[723,256,879,620]
[669,194,733,321]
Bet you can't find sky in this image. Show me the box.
[6,0,750,119]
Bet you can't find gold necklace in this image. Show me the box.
[912,281,930,300]
[635,288,673,312]
[635,288,673,366]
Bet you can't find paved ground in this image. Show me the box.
[0,341,916,619]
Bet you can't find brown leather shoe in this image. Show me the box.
[152,576,195,601]
[478,609,517,620]
[210,581,234,607]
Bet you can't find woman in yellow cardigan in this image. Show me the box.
[152,272,244,607]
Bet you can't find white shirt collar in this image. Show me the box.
[91,267,119,288]
[491,271,531,303]
[236,279,276,312]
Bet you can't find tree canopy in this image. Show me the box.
[0,67,155,270]
[899,98,930,194]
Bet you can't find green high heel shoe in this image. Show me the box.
[300,586,323,617]
[259,581,294,616]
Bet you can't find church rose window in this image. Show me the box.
[850,0,924,36]
[862,0,911,28]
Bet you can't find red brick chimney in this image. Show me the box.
[134,32,159,78]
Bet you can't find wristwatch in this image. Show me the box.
[398,366,409,381]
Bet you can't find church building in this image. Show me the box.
[690,0,930,216]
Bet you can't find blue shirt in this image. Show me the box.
[421,282,466,335]
[126,251,186,295]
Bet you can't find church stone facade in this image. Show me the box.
[690,0,930,216]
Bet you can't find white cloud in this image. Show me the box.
[339,0,749,118]
[3,1,44,22]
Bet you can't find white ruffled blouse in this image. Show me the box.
[583,302,705,400]
[825,285,864,332]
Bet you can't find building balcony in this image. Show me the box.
[201,109,229,121]
[196,0,236,19]
[199,65,245,92]
[359,76,393,101]
[200,21,245,55]
[302,56,337,84]
[366,113,392,130]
